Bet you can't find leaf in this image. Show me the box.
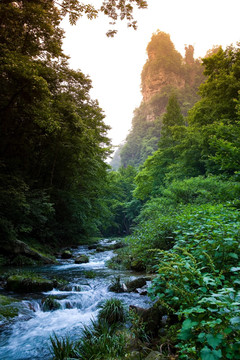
[200,346,222,360]
[206,333,223,349]
[229,252,238,259]
[230,316,240,325]
[181,318,198,330]
[230,267,240,272]
[198,332,206,342]
[178,329,192,340]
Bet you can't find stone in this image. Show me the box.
[61,250,72,259]
[6,275,54,293]
[145,350,162,360]
[75,254,89,264]
[96,246,105,252]
[0,295,21,320]
[108,275,124,293]
[125,277,148,292]
[88,244,97,250]
[0,239,55,264]
[130,260,146,272]
[124,351,143,359]
[42,297,61,312]
[129,304,165,338]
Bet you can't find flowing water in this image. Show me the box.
[0,239,152,359]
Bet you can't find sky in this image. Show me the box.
[62,0,240,146]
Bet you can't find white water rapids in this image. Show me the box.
[0,239,152,359]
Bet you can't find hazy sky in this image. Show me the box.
[62,0,240,146]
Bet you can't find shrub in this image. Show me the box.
[98,298,126,325]
[50,333,75,360]
[148,204,240,359]
[74,320,126,359]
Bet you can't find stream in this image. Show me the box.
[0,239,152,359]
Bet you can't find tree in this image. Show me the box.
[0,0,123,249]
[188,45,240,126]
[100,166,141,235]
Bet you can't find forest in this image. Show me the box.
[0,1,240,360]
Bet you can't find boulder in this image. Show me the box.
[88,244,98,250]
[112,241,127,250]
[6,275,54,293]
[130,260,146,272]
[61,250,72,259]
[42,297,61,311]
[96,246,105,252]
[125,277,148,292]
[129,304,165,338]
[124,351,143,359]
[0,239,54,264]
[108,276,124,293]
[75,254,89,264]
[0,294,21,320]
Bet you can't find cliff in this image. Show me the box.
[116,31,205,168]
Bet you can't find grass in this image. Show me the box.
[98,298,126,325]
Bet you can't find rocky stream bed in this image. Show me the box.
[0,239,153,359]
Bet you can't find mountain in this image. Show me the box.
[116,31,205,168]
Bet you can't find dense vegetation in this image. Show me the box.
[103,43,240,359]
[0,0,147,262]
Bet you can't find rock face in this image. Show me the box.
[0,239,54,264]
[142,69,185,103]
[117,31,205,169]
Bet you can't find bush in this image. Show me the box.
[50,319,127,360]
[148,203,240,359]
[98,298,126,325]
[74,320,126,359]
[127,215,176,271]
[50,333,75,360]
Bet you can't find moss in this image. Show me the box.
[75,254,89,264]
[0,294,20,319]
[6,274,54,293]
[84,270,97,279]
[61,250,72,259]
[10,255,36,266]
[42,296,61,312]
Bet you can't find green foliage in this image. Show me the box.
[128,309,149,342]
[98,298,126,325]
[148,204,240,359]
[50,333,75,360]
[0,0,115,250]
[50,318,127,360]
[0,295,20,320]
[120,107,163,168]
[100,166,141,236]
[75,320,127,359]
[84,270,97,279]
